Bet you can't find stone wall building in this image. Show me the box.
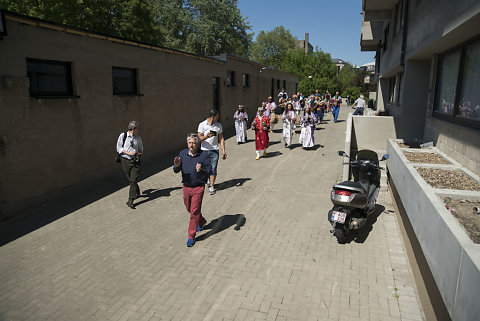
[0,11,298,220]
[361,0,480,175]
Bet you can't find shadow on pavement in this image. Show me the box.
[216,178,251,191]
[265,151,282,158]
[0,154,176,246]
[289,143,302,150]
[134,187,182,207]
[196,214,246,241]
[268,140,281,146]
[343,204,385,244]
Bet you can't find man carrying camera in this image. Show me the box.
[197,109,227,195]
[116,120,143,209]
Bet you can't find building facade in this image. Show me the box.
[0,11,298,220]
[297,32,314,54]
[361,0,480,175]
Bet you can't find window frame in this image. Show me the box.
[433,36,480,129]
[226,70,236,87]
[26,58,75,98]
[242,73,250,87]
[112,66,139,96]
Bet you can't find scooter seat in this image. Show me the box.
[333,181,366,194]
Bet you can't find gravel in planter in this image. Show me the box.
[403,151,451,164]
[442,197,480,244]
[415,167,480,191]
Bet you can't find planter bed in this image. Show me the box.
[388,138,480,321]
[415,167,480,191]
[403,151,451,164]
[441,197,480,244]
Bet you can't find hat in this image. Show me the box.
[238,104,244,108]
[258,107,264,112]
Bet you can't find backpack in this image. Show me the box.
[115,132,127,163]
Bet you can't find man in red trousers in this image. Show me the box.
[174,133,212,247]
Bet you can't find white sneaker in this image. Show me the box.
[209,186,215,195]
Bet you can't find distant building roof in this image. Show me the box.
[332,58,350,65]
[361,62,375,67]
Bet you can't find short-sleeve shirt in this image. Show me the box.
[355,98,366,108]
[198,120,223,151]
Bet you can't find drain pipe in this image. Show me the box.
[400,0,410,66]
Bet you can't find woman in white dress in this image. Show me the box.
[281,102,296,148]
[298,106,317,149]
[234,105,248,144]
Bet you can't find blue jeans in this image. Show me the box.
[317,109,324,122]
[332,106,340,122]
[206,150,219,176]
[353,107,364,115]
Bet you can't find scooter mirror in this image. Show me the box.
[337,151,346,157]
[381,154,390,161]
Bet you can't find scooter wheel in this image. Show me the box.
[334,228,346,244]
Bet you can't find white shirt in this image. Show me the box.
[198,119,223,151]
[354,98,366,108]
[116,132,143,160]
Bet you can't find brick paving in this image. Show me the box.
[0,106,425,321]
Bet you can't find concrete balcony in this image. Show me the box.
[360,15,386,51]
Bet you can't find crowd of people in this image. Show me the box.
[116,88,368,247]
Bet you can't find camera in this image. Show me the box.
[210,130,217,136]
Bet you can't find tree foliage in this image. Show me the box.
[336,65,357,93]
[0,0,252,56]
[280,48,338,95]
[152,0,252,56]
[250,26,297,69]
[0,0,164,44]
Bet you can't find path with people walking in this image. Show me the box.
[0,105,425,321]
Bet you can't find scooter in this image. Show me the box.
[328,149,389,243]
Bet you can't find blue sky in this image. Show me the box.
[237,0,375,66]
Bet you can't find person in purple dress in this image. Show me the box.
[298,106,317,150]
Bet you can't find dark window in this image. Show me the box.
[434,49,461,115]
[226,70,235,86]
[112,67,138,95]
[242,74,250,87]
[383,24,389,52]
[434,38,480,127]
[388,77,396,104]
[277,79,280,89]
[457,41,480,121]
[397,72,403,105]
[26,58,73,97]
[0,10,7,35]
[283,80,286,91]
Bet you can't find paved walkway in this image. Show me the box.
[0,106,425,321]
